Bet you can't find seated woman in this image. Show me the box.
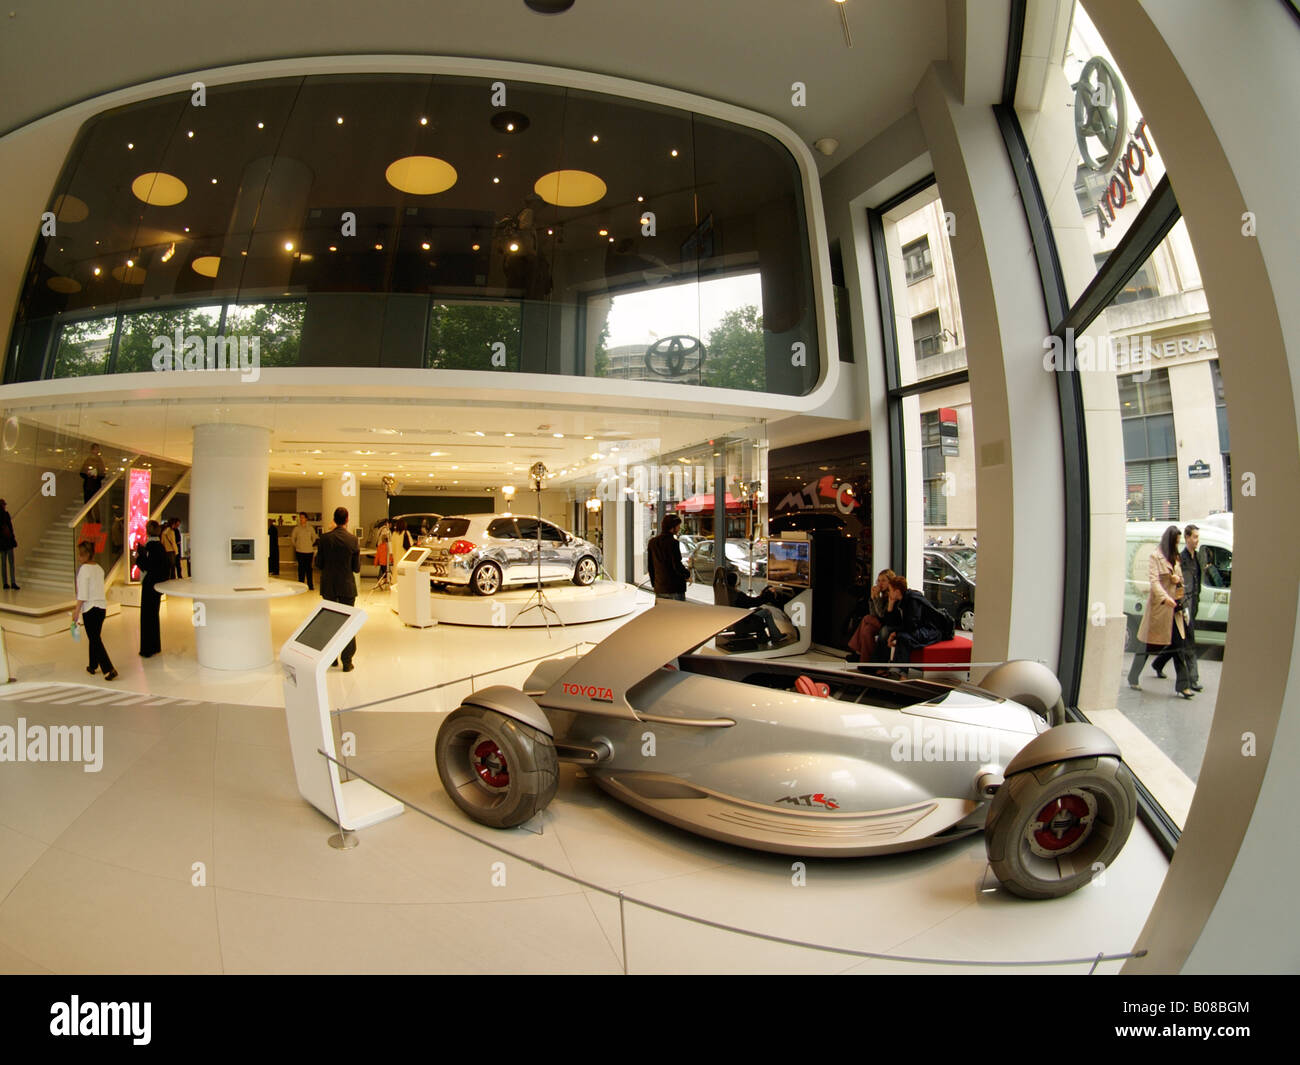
[869,575,949,669]
[847,568,896,662]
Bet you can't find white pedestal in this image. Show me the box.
[158,579,307,670]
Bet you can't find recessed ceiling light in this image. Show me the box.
[598,228,608,237]
[374,243,383,250]
[187,130,194,139]
[419,116,428,126]
[127,142,134,150]
[670,149,679,157]
[92,267,102,276]
[636,195,644,203]
[591,134,599,143]
[283,241,294,252]
[508,241,519,252]
[47,276,81,294]
[386,155,457,195]
[328,245,337,252]
[490,110,530,135]
[584,435,594,439]
[51,194,89,222]
[492,176,500,184]
[504,432,514,437]
[471,243,481,251]
[535,169,606,207]
[553,433,564,439]
[131,171,187,206]
[336,116,344,125]
[421,241,431,250]
[524,0,575,12]
[257,122,264,129]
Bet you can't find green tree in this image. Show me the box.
[224,302,305,367]
[51,317,113,378]
[703,304,766,391]
[427,302,522,370]
[593,315,611,377]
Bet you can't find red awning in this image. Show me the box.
[675,492,745,513]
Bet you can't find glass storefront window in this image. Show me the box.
[7,72,820,396]
[1015,0,1169,305]
[1079,216,1225,823]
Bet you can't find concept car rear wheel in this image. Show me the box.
[573,556,598,586]
[985,756,1136,899]
[436,705,558,828]
[471,561,502,596]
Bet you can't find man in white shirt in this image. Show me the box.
[291,512,318,590]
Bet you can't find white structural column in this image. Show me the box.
[320,474,356,534]
[1083,0,1300,975]
[189,423,274,669]
[912,61,1066,672]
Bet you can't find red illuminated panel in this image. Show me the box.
[127,468,152,582]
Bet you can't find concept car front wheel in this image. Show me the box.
[984,756,1136,899]
[435,705,558,829]
[573,556,598,586]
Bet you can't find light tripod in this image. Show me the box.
[509,463,564,633]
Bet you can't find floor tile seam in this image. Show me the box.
[40,827,217,889]
[0,933,57,975]
[552,827,625,969]
[209,883,588,907]
[0,830,52,911]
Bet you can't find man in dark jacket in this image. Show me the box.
[1154,522,1202,689]
[314,506,360,670]
[137,521,171,657]
[646,513,689,602]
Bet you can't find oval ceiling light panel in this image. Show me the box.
[525,0,576,12]
[534,169,606,208]
[191,255,220,278]
[52,194,89,222]
[111,264,147,284]
[131,171,188,206]
[47,275,82,293]
[385,156,458,195]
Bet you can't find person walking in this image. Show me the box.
[1128,524,1194,698]
[80,444,107,518]
[291,513,317,590]
[1153,523,1203,691]
[646,513,689,602]
[73,541,116,681]
[161,519,179,581]
[0,498,19,590]
[315,506,360,671]
[136,520,171,658]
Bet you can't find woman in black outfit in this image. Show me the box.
[870,575,948,667]
[137,520,171,657]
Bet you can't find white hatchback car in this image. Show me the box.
[424,514,602,595]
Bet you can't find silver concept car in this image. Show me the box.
[423,514,602,595]
[436,603,1137,899]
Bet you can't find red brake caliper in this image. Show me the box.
[1031,794,1091,852]
[472,738,510,789]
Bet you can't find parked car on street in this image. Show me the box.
[1123,519,1231,648]
[423,514,601,595]
[924,549,976,632]
[688,538,767,585]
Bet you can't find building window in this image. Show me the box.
[912,310,943,359]
[921,411,947,525]
[1095,254,1158,304]
[1119,368,1178,521]
[903,237,933,284]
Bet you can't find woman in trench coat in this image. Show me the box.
[1128,525,1195,698]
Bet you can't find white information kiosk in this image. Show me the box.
[280,602,403,832]
[395,547,435,628]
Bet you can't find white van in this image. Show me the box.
[1123,519,1232,649]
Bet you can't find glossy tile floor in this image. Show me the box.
[0,579,1170,974]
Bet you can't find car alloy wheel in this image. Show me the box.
[960,606,975,631]
[471,735,510,790]
[573,556,597,585]
[472,561,502,595]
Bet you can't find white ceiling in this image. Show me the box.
[0,0,948,175]
[10,397,763,491]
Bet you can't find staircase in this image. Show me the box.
[20,503,82,595]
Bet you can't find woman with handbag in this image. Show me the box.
[1128,525,1195,699]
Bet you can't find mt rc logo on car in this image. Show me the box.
[776,793,840,810]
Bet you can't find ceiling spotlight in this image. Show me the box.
[419,116,428,125]
[524,0,575,14]
[127,142,134,149]
[508,241,519,252]
[336,116,344,125]
[421,241,431,250]
[490,110,531,134]
[591,134,599,142]
[283,241,294,252]
[187,130,194,139]
[670,149,679,157]
[257,122,264,129]
[598,228,608,237]
[471,242,481,251]
[328,245,337,252]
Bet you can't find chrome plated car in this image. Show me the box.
[423,514,602,596]
[435,603,1137,899]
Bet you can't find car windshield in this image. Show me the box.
[945,550,976,578]
[431,518,470,539]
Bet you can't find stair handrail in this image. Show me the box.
[66,455,141,530]
[104,470,191,588]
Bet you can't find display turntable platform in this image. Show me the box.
[428,580,639,627]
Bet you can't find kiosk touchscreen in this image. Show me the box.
[279,602,403,831]
[395,546,434,628]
